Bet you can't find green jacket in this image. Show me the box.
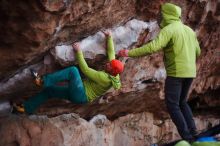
[128,3,201,77]
[76,36,121,102]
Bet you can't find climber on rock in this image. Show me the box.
[13,30,124,114]
[118,3,201,143]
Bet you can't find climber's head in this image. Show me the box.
[105,59,124,76]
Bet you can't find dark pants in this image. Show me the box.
[165,76,197,140]
[24,66,88,114]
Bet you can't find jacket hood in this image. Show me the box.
[160,3,182,28]
[109,75,121,89]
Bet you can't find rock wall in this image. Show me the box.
[0,0,137,81]
[0,113,219,146]
[0,0,219,98]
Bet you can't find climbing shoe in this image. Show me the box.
[12,103,25,114]
[30,69,43,86]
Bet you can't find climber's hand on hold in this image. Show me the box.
[102,30,112,37]
[72,42,81,52]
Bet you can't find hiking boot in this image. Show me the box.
[30,69,43,86]
[191,130,200,139]
[12,103,25,114]
[185,137,196,144]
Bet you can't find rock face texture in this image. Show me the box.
[0,0,219,145]
[0,113,219,146]
[0,0,137,81]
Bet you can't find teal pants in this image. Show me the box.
[24,66,87,114]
